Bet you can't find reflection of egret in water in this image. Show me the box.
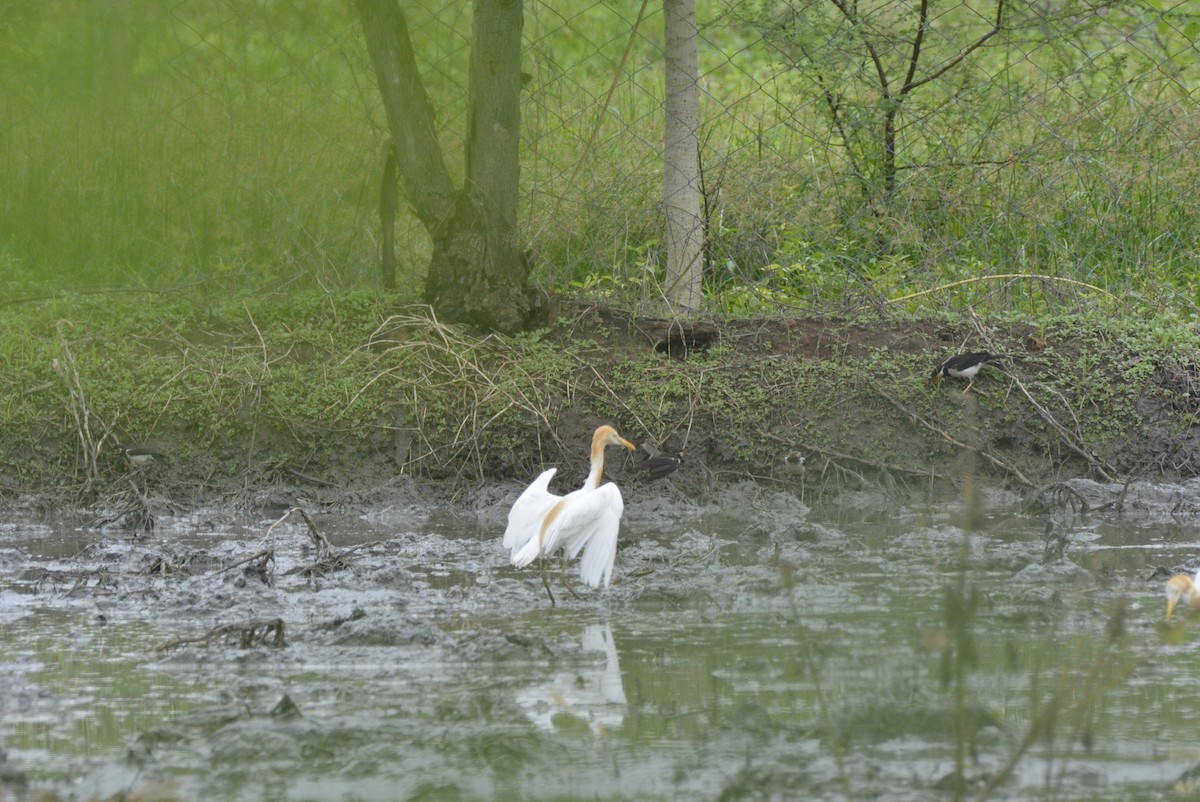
[515,623,626,736]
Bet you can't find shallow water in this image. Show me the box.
[2,483,1200,801]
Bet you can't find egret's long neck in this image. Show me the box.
[585,439,606,489]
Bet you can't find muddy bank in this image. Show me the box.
[4,305,1200,521]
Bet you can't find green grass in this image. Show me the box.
[1,282,1199,513]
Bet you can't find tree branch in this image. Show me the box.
[813,68,865,181]
[902,0,1006,95]
[355,0,456,233]
[828,0,891,99]
[902,0,930,91]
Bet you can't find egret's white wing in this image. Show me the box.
[508,476,625,590]
[512,529,548,567]
[503,468,559,557]
[513,482,620,573]
[576,483,623,588]
[556,484,621,558]
[510,499,571,567]
[540,484,615,557]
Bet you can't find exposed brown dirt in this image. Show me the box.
[506,307,1200,509]
[6,308,1200,523]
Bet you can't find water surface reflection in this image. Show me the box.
[0,497,1198,800]
[516,623,627,736]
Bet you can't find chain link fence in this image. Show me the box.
[517,0,1200,313]
[3,1,1197,314]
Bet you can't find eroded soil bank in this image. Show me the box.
[5,304,1200,523]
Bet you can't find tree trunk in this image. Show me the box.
[355,0,455,231]
[663,0,703,311]
[355,0,537,332]
[423,0,535,332]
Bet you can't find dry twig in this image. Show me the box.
[762,430,950,483]
[967,318,1118,482]
[155,617,286,652]
[53,323,117,496]
[874,385,1036,487]
[351,306,568,477]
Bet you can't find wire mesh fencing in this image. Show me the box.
[2,1,1197,315]
[512,0,1200,315]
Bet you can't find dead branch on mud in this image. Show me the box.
[873,385,1036,488]
[966,317,1119,482]
[762,431,951,483]
[277,464,338,487]
[144,554,192,575]
[263,505,377,575]
[213,548,275,585]
[288,506,338,562]
[87,478,159,534]
[154,617,286,652]
[294,506,352,575]
[1005,372,1117,482]
[58,570,118,598]
[1022,481,1091,514]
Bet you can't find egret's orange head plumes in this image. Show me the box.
[592,425,636,455]
[1166,573,1200,620]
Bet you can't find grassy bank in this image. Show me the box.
[3,288,1199,507]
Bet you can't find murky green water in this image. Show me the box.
[2,489,1199,801]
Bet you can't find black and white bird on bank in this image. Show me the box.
[640,449,687,481]
[123,446,168,469]
[636,437,688,481]
[931,352,1010,392]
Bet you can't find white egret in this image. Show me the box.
[503,425,636,602]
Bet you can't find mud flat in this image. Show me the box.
[2,476,1199,801]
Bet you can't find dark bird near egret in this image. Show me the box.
[1166,570,1200,620]
[503,425,636,603]
[641,449,686,481]
[123,446,168,468]
[932,352,1010,392]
